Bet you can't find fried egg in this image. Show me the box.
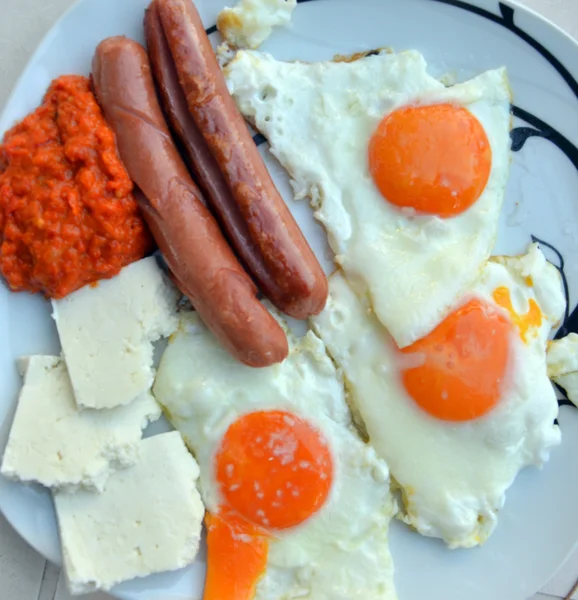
[547,333,578,407]
[217,0,297,49]
[153,311,397,600]
[225,49,512,347]
[312,244,564,548]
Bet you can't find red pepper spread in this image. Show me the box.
[0,75,152,298]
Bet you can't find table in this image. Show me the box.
[1,0,578,598]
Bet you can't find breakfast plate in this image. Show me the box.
[1,0,578,599]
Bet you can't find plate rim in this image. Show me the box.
[1,1,578,598]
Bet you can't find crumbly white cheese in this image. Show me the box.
[54,432,204,595]
[217,0,296,49]
[547,333,578,407]
[0,356,160,493]
[52,257,179,410]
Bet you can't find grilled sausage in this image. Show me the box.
[92,36,288,367]
[154,0,328,319]
[145,2,271,292]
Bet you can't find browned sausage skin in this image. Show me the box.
[92,37,288,367]
[154,0,329,319]
[144,2,273,294]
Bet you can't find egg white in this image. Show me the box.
[217,0,297,49]
[225,49,512,348]
[547,333,578,407]
[311,244,564,548]
[153,311,397,600]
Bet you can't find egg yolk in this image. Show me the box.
[368,104,492,217]
[215,410,333,530]
[400,298,512,421]
[492,286,542,342]
[204,509,269,600]
[206,411,333,599]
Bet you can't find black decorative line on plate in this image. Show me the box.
[555,379,575,408]
[253,133,267,146]
[427,1,578,100]
[205,24,217,35]
[511,106,578,171]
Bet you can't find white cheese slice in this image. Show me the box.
[0,356,160,493]
[217,0,296,49]
[547,333,578,407]
[54,432,204,595]
[52,257,179,410]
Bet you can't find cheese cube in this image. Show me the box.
[1,356,160,493]
[52,257,179,410]
[54,432,204,595]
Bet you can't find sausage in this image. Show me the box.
[144,3,272,295]
[92,37,288,367]
[154,0,329,319]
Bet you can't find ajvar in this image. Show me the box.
[0,75,153,298]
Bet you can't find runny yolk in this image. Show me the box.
[215,410,333,530]
[205,411,333,599]
[400,298,512,421]
[492,286,542,342]
[368,104,492,217]
[204,510,269,600]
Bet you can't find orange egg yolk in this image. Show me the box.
[400,298,512,421]
[204,509,269,600]
[215,410,333,530]
[368,103,492,217]
[492,286,542,342]
[204,411,334,600]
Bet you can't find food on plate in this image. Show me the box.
[92,36,289,368]
[0,356,159,493]
[225,49,512,347]
[52,256,179,410]
[547,333,578,406]
[312,244,564,548]
[217,0,297,49]
[146,0,307,319]
[153,0,328,320]
[54,431,204,594]
[154,310,398,600]
[0,75,152,299]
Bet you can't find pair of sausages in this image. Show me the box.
[92,0,327,367]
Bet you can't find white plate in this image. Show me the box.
[2,1,578,599]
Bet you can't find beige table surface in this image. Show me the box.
[1,0,578,598]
